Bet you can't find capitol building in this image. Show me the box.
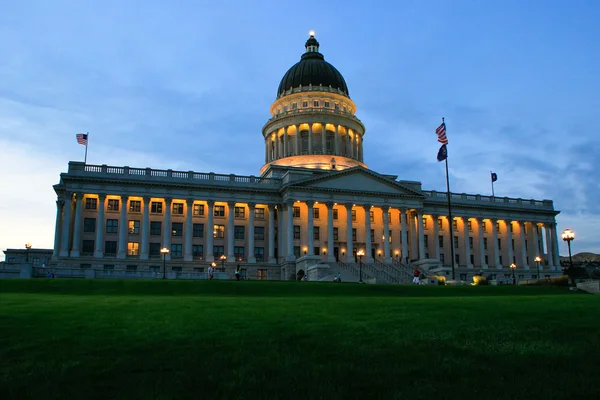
[49,34,561,283]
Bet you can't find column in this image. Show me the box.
[286,202,294,261]
[400,209,408,264]
[59,193,73,257]
[545,223,554,270]
[268,204,275,263]
[140,196,150,260]
[184,199,194,261]
[117,195,129,259]
[478,218,487,269]
[363,205,373,264]
[383,206,392,263]
[52,199,64,258]
[226,201,235,261]
[531,223,540,268]
[321,124,327,153]
[410,212,418,259]
[306,201,314,256]
[308,124,313,154]
[334,125,340,155]
[248,203,256,263]
[462,217,472,268]
[432,214,440,261]
[70,192,84,257]
[163,197,172,261]
[274,132,279,159]
[345,203,353,263]
[265,140,269,163]
[416,210,425,261]
[206,200,214,262]
[507,221,514,266]
[295,124,300,155]
[518,220,528,269]
[491,218,501,268]
[551,222,561,268]
[283,127,288,157]
[94,194,107,258]
[326,202,335,262]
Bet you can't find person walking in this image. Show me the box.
[235,265,241,281]
[412,268,421,284]
[208,264,214,280]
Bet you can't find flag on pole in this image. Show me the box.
[437,144,447,162]
[491,172,498,182]
[436,121,448,145]
[76,133,88,146]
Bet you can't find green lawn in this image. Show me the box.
[1,280,598,400]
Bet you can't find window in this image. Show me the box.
[424,235,429,248]
[370,229,375,242]
[234,225,245,240]
[511,222,517,234]
[423,217,428,228]
[80,263,91,269]
[193,223,204,238]
[370,211,374,222]
[482,221,487,232]
[214,205,225,217]
[193,204,204,216]
[460,273,467,281]
[171,244,182,258]
[85,198,97,210]
[234,246,244,260]
[255,226,265,240]
[469,237,474,249]
[234,206,245,218]
[214,225,225,238]
[149,243,161,256]
[333,227,339,241]
[324,101,330,107]
[467,220,473,232]
[127,242,139,256]
[106,219,118,234]
[172,203,184,215]
[352,228,357,241]
[149,266,160,273]
[335,104,340,111]
[439,235,444,248]
[172,222,183,236]
[82,240,94,254]
[484,238,488,250]
[313,208,320,219]
[302,101,308,108]
[333,208,338,220]
[293,225,300,240]
[453,219,458,231]
[150,221,161,235]
[511,239,515,250]
[254,247,265,261]
[291,103,297,110]
[499,256,503,265]
[498,239,502,250]
[314,247,320,256]
[313,226,320,240]
[294,246,300,258]
[257,269,268,280]
[192,245,204,259]
[104,264,115,270]
[485,255,489,264]
[104,241,117,255]
[126,265,137,272]
[129,200,141,213]
[255,207,265,219]
[172,266,182,272]
[496,221,501,232]
[293,206,300,218]
[128,220,140,234]
[313,100,319,107]
[351,209,356,221]
[213,246,224,257]
[108,199,119,211]
[83,218,96,233]
[151,201,163,214]
[440,254,445,263]
[455,254,460,264]
[454,236,459,248]
[438,217,443,231]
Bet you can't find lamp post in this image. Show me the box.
[534,256,542,285]
[357,249,365,283]
[510,263,517,285]
[219,254,226,272]
[25,242,32,262]
[160,247,169,279]
[561,228,575,286]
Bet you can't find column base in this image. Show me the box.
[327,255,336,263]
[206,255,214,262]
[286,255,296,262]
[93,251,104,258]
[117,252,126,259]
[184,255,192,262]
[140,253,149,260]
[268,257,276,264]
[59,250,69,257]
[249,257,257,264]
[70,250,80,258]
[467,264,473,269]
[227,255,236,262]
[481,264,488,269]
[497,265,503,270]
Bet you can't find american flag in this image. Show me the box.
[76,133,88,146]
[435,122,448,145]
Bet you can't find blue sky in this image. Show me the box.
[1,0,598,256]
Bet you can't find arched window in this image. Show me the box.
[326,131,335,153]
[300,131,309,154]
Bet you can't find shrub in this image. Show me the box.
[472,275,488,286]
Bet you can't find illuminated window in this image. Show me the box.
[128,220,140,234]
[438,217,443,231]
[234,206,245,218]
[129,200,141,213]
[255,208,265,220]
[351,209,356,221]
[333,208,338,220]
[313,100,319,107]
[452,220,458,231]
[313,208,320,219]
[291,103,297,110]
[172,223,183,236]
[193,204,204,216]
[172,203,184,215]
[107,199,119,211]
[293,206,300,218]
[151,202,163,214]
[334,104,339,111]
[214,224,225,238]
[127,242,139,256]
[85,198,97,210]
[257,269,268,280]
[214,206,225,217]
[467,220,473,232]
[422,217,428,228]
[370,211,374,222]
[482,221,487,232]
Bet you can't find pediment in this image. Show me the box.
[288,168,423,197]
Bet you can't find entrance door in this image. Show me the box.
[352,248,357,263]
[371,247,376,260]
[334,247,339,262]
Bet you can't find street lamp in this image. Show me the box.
[534,256,542,285]
[357,249,365,283]
[220,254,226,272]
[510,263,517,285]
[25,242,32,262]
[160,247,169,279]
[561,228,575,285]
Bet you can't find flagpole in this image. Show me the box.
[84,132,89,164]
[490,170,495,197]
[445,155,456,281]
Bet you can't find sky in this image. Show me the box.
[1,0,598,258]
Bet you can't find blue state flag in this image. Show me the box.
[437,144,447,162]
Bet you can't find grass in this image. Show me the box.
[1,280,598,400]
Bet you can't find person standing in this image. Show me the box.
[208,264,214,280]
[413,268,421,284]
[235,265,241,281]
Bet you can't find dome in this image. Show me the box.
[277,34,349,98]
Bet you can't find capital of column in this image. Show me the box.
[227,201,236,208]
[362,204,371,211]
[56,199,65,208]
[326,201,335,209]
[120,194,129,201]
[381,205,390,212]
[186,198,194,206]
[305,200,315,208]
[74,192,85,201]
[344,203,353,210]
[247,202,256,210]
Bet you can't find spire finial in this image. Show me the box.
[305,31,319,53]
